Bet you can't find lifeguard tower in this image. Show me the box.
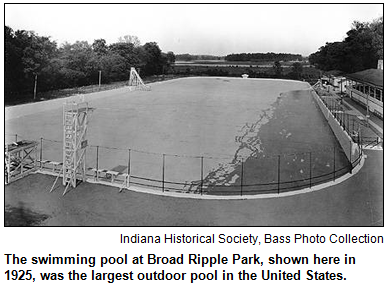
[50,97,89,195]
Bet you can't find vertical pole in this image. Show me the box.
[349,140,352,174]
[99,70,102,89]
[240,159,244,196]
[96,146,99,181]
[338,104,340,124]
[162,154,165,192]
[333,146,336,181]
[339,104,341,124]
[338,103,340,124]
[21,149,23,174]
[127,149,131,186]
[33,74,38,101]
[35,144,38,170]
[309,151,312,188]
[366,88,370,127]
[15,134,18,142]
[277,155,281,194]
[40,137,43,168]
[200,156,204,195]
[83,148,86,182]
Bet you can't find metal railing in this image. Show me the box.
[4,134,362,196]
[313,86,383,148]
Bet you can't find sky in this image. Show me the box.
[4,3,383,56]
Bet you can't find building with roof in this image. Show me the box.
[345,65,383,119]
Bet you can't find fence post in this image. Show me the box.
[127,149,131,186]
[333,146,336,181]
[343,110,346,129]
[240,159,244,196]
[96,146,99,181]
[349,141,352,174]
[40,138,43,168]
[309,151,312,188]
[200,156,204,195]
[162,154,165,192]
[277,155,281,194]
[336,103,338,120]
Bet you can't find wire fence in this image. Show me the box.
[314,87,383,148]
[5,133,362,196]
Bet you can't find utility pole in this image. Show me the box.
[33,73,38,100]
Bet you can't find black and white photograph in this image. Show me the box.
[4,3,383,226]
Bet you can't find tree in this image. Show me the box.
[291,62,303,80]
[166,51,176,64]
[309,17,383,73]
[143,42,164,75]
[5,26,58,100]
[5,24,176,104]
[118,35,141,47]
[92,39,108,55]
[273,61,283,78]
[5,26,24,98]
[59,41,95,85]
[97,52,127,83]
[370,16,383,59]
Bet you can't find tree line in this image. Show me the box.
[225,52,303,62]
[5,26,176,102]
[309,17,383,73]
[175,54,223,62]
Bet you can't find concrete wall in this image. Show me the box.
[311,90,361,165]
